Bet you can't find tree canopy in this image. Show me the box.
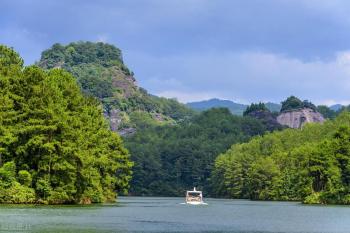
[125,108,281,196]
[211,111,350,204]
[243,102,269,116]
[281,96,317,112]
[0,45,132,204]
[38,42,127,71]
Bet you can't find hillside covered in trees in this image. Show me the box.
[0,45,132,204]
[38,42,195,135]
[125,108,283,196]
[211,112,350,204]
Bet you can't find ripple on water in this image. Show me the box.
[0,197,350,233]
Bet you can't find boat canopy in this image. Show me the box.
[186,187,202,195]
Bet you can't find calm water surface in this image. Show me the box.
[0,197,350,232]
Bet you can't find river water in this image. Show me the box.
[0,196,350,232]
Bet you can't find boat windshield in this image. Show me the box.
[187,192,201,197]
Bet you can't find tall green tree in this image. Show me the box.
[0,45,132,204]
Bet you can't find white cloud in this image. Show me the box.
[4,0,350,106]
[129,50,350,105]
[321,99,350,106]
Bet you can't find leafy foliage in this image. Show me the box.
[281,96,317,112]
[0,45,132,204]
[317,105,337,119]
[125,108,281,196]
[243,102,269,116]
[211,111,350,204]
[38,42,127,71]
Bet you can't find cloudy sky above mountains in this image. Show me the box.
[2,0,350,105]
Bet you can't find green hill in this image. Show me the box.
[211,111,350,204]
[124,108,279,196]
[38,42,195,135]
[187,98,248,115]
[187,98,281,115]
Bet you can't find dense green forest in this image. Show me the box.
[125,107,282,196]
[0,45,132,204]
[38,42,194,133]
[211,112,350,204]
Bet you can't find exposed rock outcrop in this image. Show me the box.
[277,108,325,129]
[104,109,123,131]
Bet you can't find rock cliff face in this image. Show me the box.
[277,108,325,129]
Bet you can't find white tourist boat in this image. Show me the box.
[185,187,206,205]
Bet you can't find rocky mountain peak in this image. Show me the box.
[277,107,325,129]
[38,41,194,136]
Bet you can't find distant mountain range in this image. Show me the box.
[187,98,247,115]
[329,104,343,111]
[187,98,281,115]
[187,99,345,115]
[265,102,282,112]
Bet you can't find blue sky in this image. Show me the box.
[2,0,350,105]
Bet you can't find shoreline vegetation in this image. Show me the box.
[211,112,350,205]
[0,45,132,204]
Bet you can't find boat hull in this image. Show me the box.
[185,201,207,205]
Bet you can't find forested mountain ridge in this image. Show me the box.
[187,98,248,115]
[0,45,132,204]
[187,98,282,115]
[211,111,350,204]
[38,42,195,135]
[125,107,284,196]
